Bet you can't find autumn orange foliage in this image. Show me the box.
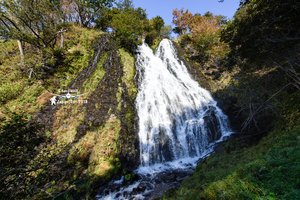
[172,8,229,61]
[189,16,219,35]
[173,8,220,35]
[172,8,193,33]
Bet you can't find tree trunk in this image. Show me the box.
[60,32,64,48]
[28,68,33,79]
[17,40,24,64]
[41,46,46,72]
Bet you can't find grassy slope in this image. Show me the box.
[0,25,103,120]
[0,40,44,119]
[0,25,138,199]
[163,122,300,200]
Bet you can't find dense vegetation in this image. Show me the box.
[163,123,300,199]
[172,0,299,133]
[0,0,299,199]
[163,0,299,199]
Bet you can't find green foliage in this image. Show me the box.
[160,25,172,38]
[151,16,165,33]
[110,8,145,51]
[124,173,132,181]
[0,80,24,105]
[145,30,158,47]
[192,32,219,58]
[143,16,165,46]
[221,0,299,70]
[116,0,134,11]
[64,0,115,27]
[0,111,45,199]
[82,52,107,93]
[119,48,137,99]
[97,6,166,50]
[57,25,104,88]
[0,39,17,65]
[163,123,300,200]
[42,46,67,74]
[173,26,183,35]
[96,7,120,31]
[0,0,65,49]
[0,0,72,77]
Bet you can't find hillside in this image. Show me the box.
[0,25,139,199]
[0,0,299,200]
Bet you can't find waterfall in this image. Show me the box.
[135,39,231,173]
[98,39,232,199]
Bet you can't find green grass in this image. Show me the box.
[81,52,107,94]
[0,39,46,118]
[150,39,161,52]
[0,81,25,105]
[56,25,104,90]
[119,48,137,100]
[163,123,300,200]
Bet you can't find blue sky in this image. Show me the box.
[132,0,240,26]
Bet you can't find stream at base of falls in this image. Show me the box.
[97,39,233,200]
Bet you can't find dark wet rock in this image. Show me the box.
[216,96,242,133]
[214,144,226,153]
[203,108,222,143]
[136,183,147,193]
[155,178,162,184]
[115,193,121,198]
[123,191,128,198]
[216,96,237,115]
[164,173,176,182]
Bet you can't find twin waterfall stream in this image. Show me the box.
[98,39,232,200]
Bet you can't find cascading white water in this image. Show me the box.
[98,39,232,199]
[135,39,231,172]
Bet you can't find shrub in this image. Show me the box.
[0,81,24,105]
[111,9,145,52]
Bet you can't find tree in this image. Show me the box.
[0,0,66,71]
[110,8,145,52]
[161,25,172,38]
[172,9,227,61]
[0,0,61,55]
[144,16,166,45]
[61,0,114,27]
[221,0,300,89]
[95,7,119,31]
[189,15,219,34]
[117,0,133,11]
[189,15,224,60]
[150,16,164,33]
[172,8,193,34]
[203,11,213,17]
[0,0,65,48]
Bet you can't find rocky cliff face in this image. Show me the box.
[172,40,279,143]
[171,41,241,134]
[33,33,139,198]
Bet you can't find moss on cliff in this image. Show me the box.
[119,48,137,100]
[52,104,86,145]
[57,25,104,90]
[81,52,107,94]
[0,24,139,199]
[87,115,121,177]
